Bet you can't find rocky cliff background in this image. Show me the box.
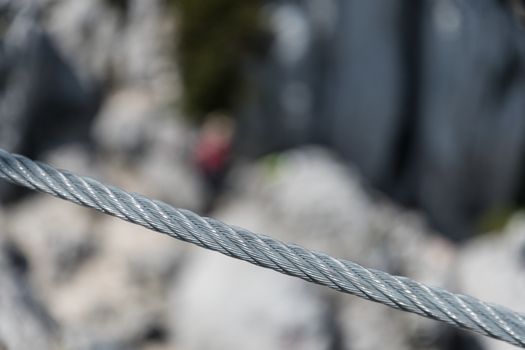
[0,1,524,349]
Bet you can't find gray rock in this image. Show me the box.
[5,195,97,290]
[225,147,372,256]
[410,0,525,239]
[169,249,332,350]
[237,0,525,240]
[324,0,405,186]
[4,196,184,348]
[92,89,164,157]
[43,0,121,85]
[44,216,184,349]
[226,147,457,279]
[0,2,100,201]
[0,3,99,154]
[44,0,178,96]
[92,89,204,211]
[212,146,459,350]
[42,145,99,179]
[0,211,58,349]
[0,1,190,348]
[456,214,525,350]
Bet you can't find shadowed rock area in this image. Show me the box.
[237,0,525,240]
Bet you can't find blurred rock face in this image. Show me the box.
[0,0,522,349]
[457,215,525,350]
[0,1,99,201]
[0,1,100,201]
[238,0,525,240]
[170,251,331,350]
[0,0,179,203]
[0,223,58,349]
[0,3,99,156]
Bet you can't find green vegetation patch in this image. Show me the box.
[172,0,266,121]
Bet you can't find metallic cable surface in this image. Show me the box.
[0,148,524,347]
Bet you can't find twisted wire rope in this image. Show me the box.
[0,148,524,347]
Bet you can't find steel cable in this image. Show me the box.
[0,148,524,347]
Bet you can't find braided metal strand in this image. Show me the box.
[0,149,524,347]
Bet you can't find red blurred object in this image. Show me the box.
[193,115,235,212]
[195,128,232,174]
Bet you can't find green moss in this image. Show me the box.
[476,206,515,234]
[171,0,266,121]
[261,153,284,180]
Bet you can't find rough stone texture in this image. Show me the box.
[44,0,179,97]
[0,0,179,203]
[92,88,204,211]
[48,217,183,350]
[0,1,100,202]
[170,250,331,350]
[412,0,525,240]
[0,212,58,350]
[3,196,185,349]
[456,214,525,350]
[210,147,460,350]
[325,0,404,186]
[5,195,97,292]
[225,147,372,260]
[225,147,457,281]
[41,145,101,185]
[0,3,99,155]
[238,0,525,240]
[0,250,58,350]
